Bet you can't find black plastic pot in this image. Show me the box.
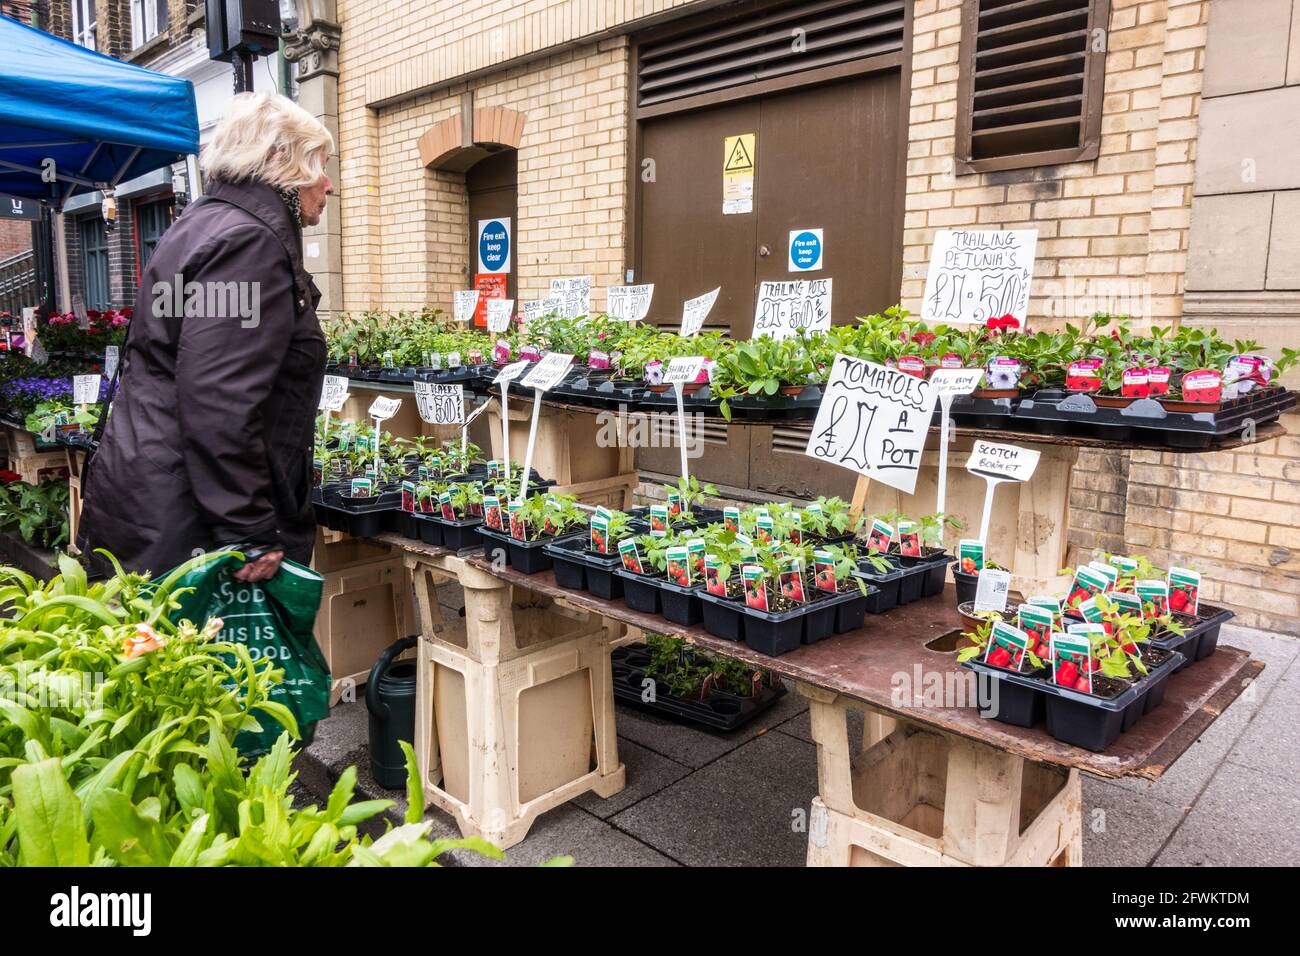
[1158,604,1234,665]
[699,588,746,642]
[412,512,443,547]
[953,569,978,604]
[832,587,872,633]
[477,525,583,574]
[738,598,809,656]
[851,561,905,613]
[609,646,786,732]
[961,659,1050,728]
[613,568,662,615]
[543,536,626,600]
[433,515,484,551]
[1043,650,1184,752]
[801,591,858,644]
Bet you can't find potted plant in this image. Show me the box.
[613,531,704,625]
[477,491,587,573]
[546,507,640,599]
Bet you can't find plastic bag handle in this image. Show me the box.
[364,636,418,719]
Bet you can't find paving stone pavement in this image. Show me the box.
[296,623,1298,867]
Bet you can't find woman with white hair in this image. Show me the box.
[79,92,334,581]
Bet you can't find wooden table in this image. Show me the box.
[377,532,1262,865]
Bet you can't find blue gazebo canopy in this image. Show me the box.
[0,14,199,208]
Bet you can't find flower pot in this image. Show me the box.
[851,561,905,613]
[543,536,625,600]
[778,385,805,396]
[477,525,583,574]
[613,568,663,615]
[699,589,746,642]
[957,600,1020,633]
[433,515,484,551]
[952,568,979,605]
[412,512,444,547]
[1042,649,1184,752]
[961,658,1049,728]
[1093,394,1135,408]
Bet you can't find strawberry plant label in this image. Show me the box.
[619,538,644,573]
[742,564,769,612]
[958,539,985,574]
[866,517,895,553]
[985,620,1033,672]
[1052,631,1094,692]
[606,283,654,322]
[681,287,720,336]
[898,519,921,557]
[805,356,936,496]
[1181,369,1222,403]
[1168,567,1201,616]
[508,501,526,540]
[1136,579,1169,617]
[1067,565,1109,609]
[724,507,740,532]
[973,567,1011,614]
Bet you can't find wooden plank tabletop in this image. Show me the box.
[374,534,1262,781]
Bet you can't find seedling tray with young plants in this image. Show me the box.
[610,637,787,732]
[545,508,648,600]
[476,490,590,573]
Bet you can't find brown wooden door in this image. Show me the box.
[467,150,518,300]
[634,70,904,494]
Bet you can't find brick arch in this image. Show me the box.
[416,107,526,173]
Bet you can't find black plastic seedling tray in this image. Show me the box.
[612,568,663,615]
[962,659,1050,728]
[610,646,787,732]
[411,512,443,546]
[944,392,1020,429]
[543,535,626,600]
[477,525,584,573]
[1151,604,1234,668]
[1015,387,1296,448]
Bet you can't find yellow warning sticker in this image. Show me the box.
[723,133,755,214]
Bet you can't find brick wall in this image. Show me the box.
[0,222,32,261]
[900,0,1209,326]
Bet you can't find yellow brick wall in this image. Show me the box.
[900,0,1209,325]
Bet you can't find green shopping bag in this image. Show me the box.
[169,551,332,756]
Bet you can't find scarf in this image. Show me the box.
[274,185,303,228]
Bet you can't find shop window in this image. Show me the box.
[71,0,96,50]
[130,0,169,49]
[135,199,173,273]
[955,0,1110,174]
[79,216,110,311]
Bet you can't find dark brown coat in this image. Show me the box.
[78,178,326,573]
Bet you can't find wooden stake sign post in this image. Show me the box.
[515,352,574,504]
[493,360,529,486]
[928,368,984,523]
[804,356,937,523]
[966,439,1041,545]
[664,356,705,482]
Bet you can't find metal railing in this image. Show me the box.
[0,249,37,315]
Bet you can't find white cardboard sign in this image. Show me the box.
[663,357,705,386]
[966,440,1041,484]
[319,374,349,412]
[921,229,1037,327]
[521,299,553,324]
[73,374,101,406]
[414,382,465,425]
[494,360,529,386]
[681,287,720,336]
[549,277,591,319]
[453,289,480,324]
[973,568,1012,614]
[367,396,401,422]
[753,278,832,340]
[929,367,984,522]
[606,284,654,322]
[805,356,936,496]
[486,298,515,333]
[520,352,574,392]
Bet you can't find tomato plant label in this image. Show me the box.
[804,355,936,495]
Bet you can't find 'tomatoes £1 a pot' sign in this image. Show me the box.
[804,356,936,495]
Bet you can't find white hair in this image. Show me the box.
[200,92,334,190]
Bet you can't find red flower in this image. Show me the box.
[0,470,22,485]
[911,331,936,347]
[985,314,1020,333]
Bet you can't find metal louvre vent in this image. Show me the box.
[643,414,729,447]
[637,0,906,108]
[966,0,1103,161]
[771,424,812,454]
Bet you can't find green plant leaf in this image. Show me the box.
[12,758,90,866]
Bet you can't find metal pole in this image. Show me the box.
[233,51,255,94]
